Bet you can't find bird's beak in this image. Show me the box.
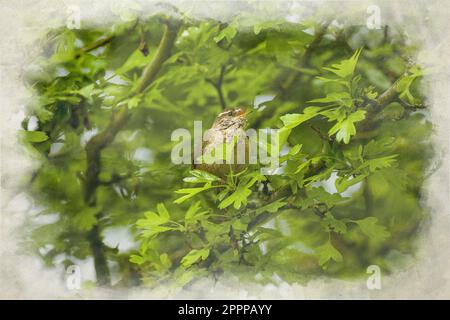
[236,108,252,117]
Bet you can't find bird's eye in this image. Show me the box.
[227,111,233,116]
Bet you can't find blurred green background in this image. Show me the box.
[20,9,431,288]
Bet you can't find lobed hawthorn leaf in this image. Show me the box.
[135,203,177,239]
[299,187,344,210]
[280,106,324,129]
[321,212,347,234]
[185,201,208,223]
[181,248,210,268]
[72,208,97,231]
[328,109,366,144]
[156,203,170,220]
[137,211,167,227]
[219,183,252,209]
[183,170,221,184]
[219,170,266,209]
[315,241,343,268]
[353,217,390,242]
[323,48,362,79]
[174,183,220,204]
[360,155,398,172]
[308,92,352,107]
[140,225,173,238]
[363,137,396,158]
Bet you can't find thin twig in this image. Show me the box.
[75,36,115,59]
[75,19,140,59]
[206,65,227,110]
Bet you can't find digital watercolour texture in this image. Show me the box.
[0,0,449,299]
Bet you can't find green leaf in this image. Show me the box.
[181,248,210,268]
[253,21,282,35]
[315,241,343,268]
[174,184,219,204]
[135,203,175,238]
[280,106,324,129]
[308,92,352,107]
[214,22,238,43]
[363,137,395,157]
[129,254,146,265]
[116,49,150,75]
[21,130,49,143]
[321,212,347,234]
[278,126,292,149]
[328,110,366,144]
[127,95,141,109]
[294,156,321,174]
[185,201,208,222]
[396,66,422,104]
[157,203,170,220]
[36,109,53,123]
[353,217,390,241]
[316,76,350,87]
[299,187,344,209]
[343,143,363,161]
[160,253,172,269]
[335,174,368,193]
[136,211,168,227]
[183,170,221,184]
[72,208,97,231]
[140,225,173,238]
[78,84,96,100]
[320,106,347,122]
[218,172,263,210]
[323,48,362,78]
[219,184,252,209]
[289,144,302,155]
[361,155,398,172]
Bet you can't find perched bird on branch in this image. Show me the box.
[194,107,250,177]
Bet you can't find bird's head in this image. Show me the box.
[212,107,250,130]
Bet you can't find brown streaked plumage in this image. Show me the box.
[194,107,250,177]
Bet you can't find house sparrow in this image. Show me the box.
[194,107,250,177]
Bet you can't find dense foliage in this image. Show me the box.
[21,9,431,288]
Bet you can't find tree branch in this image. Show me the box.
[75,19,140,59]
[136,20,180,93]
[206,65,227,110]
[248,67,415,228]
[82,20,180,286]
[75,35,115,59]
[356,68,419,137]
